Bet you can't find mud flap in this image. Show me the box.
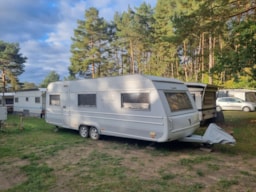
[179,123,236,145]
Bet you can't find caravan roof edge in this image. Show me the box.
[48,74,184,85]
[185,82,218,88]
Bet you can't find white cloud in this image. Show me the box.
[18,1,88,84]
[19,39,70,84]
[0,0,61,42]
[1,0,157,85]
[46,1,87,46]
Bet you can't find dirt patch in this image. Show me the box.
[0,158,29,190]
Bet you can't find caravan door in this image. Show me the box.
[46,83,70,128]
[163,91,199,138]
[61,85,70,127]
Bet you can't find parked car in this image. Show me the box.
[216,97,256,112]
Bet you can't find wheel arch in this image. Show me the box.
[242,106,251,112]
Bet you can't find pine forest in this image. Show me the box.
[69,0,256,88]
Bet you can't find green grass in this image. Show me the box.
[179,155,213,166]
[0,116,84,159]
[1,112,256,192]
[217,178,239,189]
[0,115,86,192]
[214,111,256,155]
[14,163,55,192]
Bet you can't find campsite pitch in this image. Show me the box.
[0,112,256,192]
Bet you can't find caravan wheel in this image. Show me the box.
[79,126,89,138]
[89,127,100,140]
[216,106,222,112]
[243,106,250,112]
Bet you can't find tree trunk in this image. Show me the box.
[92,62,95,78]
[171,59,174,77]
[175,55,179,78]
[90,37,95,78]
[219,34,225,84]
[129,39,135,74]
[196,33,202,82]
[183,41,188,81]
[208,34,213,84]
[201,32,205,82]
[1,68,5,106]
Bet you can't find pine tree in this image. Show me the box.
[214,0,256,82]
[151,0,184,78]
[0,41,26,91]
[69,8,108,78]
[134,3,155,74]
[40,71,60,88]
[114,7,138,74]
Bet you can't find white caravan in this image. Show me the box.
[46,75,235,145]
[0,92,15,113]
[217,89,256,103]
[14,88,46,117]
[186,83,218,123]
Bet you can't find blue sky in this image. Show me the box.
[0,0,157,85]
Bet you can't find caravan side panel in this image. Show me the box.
[46,79,169,141]
[46,75,200,142]
[14,89,46,117]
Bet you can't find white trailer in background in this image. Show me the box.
[0,106,7,121]
[45,75,235,145]
[0,92,15,113]
[0,93,14,124]
[217,89,256,103]
[186,83,218,123]
[14,88,46,117]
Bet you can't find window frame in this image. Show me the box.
[203,91,216,105]
[121,92,150,110]
[49,95,60,106]
[78,93,97,108]
[35,97,40,103]
[164,92,193,112]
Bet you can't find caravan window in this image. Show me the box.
[6,98,14,104]
[165,92,193,112]
[121,93,150,110]
[203,92,216,105]
[15,98,18,103]
[35,97,40,103]
[49,95,60,106]
[78,94,96,107]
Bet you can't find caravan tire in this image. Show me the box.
[79,126,89,138]
[89,127,100,140]
[243,106,250,112]
[216,106,222,112]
